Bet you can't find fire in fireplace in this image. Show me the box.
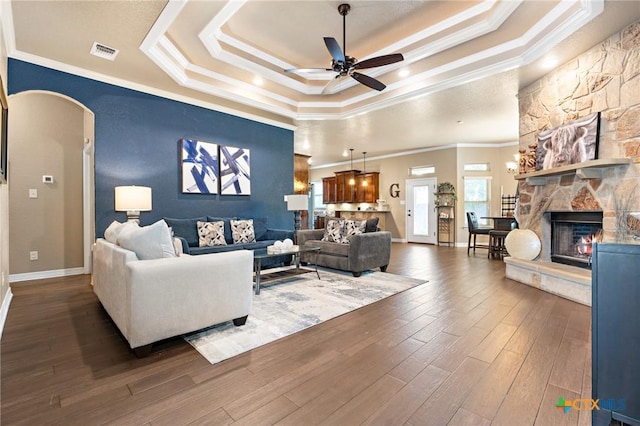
[549,211,603,269]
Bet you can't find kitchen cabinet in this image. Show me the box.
[322,171,379,204]
[322,177,337,204]
[335,170,359,203]
[356,172,380,203]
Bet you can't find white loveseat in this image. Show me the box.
[93,238,253,356]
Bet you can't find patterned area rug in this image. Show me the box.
[184,268,427,365]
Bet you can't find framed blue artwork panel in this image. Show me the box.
[181,139,219,194]
[220,145,251,195]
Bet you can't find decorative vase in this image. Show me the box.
[505,228,541,260]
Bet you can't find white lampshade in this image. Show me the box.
[286,194,308,211]
[115,186,152,221]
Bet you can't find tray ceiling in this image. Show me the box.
[4,0,640,164]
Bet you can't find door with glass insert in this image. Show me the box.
[406,178,437,244]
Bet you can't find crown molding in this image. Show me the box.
[309,141,518,170]
[7,51,297,131]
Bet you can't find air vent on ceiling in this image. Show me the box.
[90,42,119,61]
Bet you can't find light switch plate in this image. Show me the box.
[29,189,38,198]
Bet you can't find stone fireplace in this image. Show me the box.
[504,20,640,306]
[548,210,603,269]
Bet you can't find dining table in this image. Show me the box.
[482,216,517,231]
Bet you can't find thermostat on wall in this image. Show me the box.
[42,175,54,184]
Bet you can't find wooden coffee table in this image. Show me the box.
[253,246,320,295]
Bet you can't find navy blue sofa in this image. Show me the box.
[164,216,294,267]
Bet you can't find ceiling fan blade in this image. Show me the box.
[353,53,404,70]
[284,67,333,73]
[321,75,343,94]
[351,72,386,91]
[324,37,345,63]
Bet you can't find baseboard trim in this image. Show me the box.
[0,286,13,339]
[392,238,408,243]
[9,267,85,283]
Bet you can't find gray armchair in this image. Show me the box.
[297,228,391,277]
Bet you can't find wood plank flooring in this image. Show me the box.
[1,243,592,425]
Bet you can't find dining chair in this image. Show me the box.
[467,212,492,255]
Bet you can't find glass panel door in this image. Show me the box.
[406,178,437,244]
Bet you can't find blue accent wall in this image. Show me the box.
[8,59,295,237]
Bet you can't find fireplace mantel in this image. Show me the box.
[514,158,632,185]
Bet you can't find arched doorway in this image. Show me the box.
[8,91,94,280]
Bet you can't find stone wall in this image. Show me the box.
[517,19,640,244]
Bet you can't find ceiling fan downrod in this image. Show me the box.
[339,4,350,57]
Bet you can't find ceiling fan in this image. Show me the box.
[284,3,404,94]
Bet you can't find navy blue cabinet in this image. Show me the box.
[592,243,640,426]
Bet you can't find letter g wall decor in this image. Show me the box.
[389,183,400,198]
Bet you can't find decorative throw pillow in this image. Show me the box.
[104,220,123,244]
[230,219,256,244]
[197,221,227,247]
[118,220,177,260]
[322,219,344,243]
[365,217,380,233]
[341,219,367,243]
[113,221,140,245]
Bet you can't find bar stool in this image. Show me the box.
[488,230,510,259]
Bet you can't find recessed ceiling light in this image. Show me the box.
[399,68,410,77]
[90,42,119,61]
[253,76,264,86]
[303,140,310,149]
[457,120,464,124]
[541,57,558,70]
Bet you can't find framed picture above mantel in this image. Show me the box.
[535,112,600,171]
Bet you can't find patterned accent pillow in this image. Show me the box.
[230,219,256,244]
[322,219,344,243]
[341,219,367,243]
[197,221,227,247]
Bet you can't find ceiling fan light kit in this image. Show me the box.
[284,3,404,94]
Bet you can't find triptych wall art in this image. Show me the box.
[180,138,251,195]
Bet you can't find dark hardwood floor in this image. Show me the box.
[1,243,592,425]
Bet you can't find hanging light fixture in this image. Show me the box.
[348,148,355,185]
[362,151,368,187]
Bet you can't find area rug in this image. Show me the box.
[184,269,427,364]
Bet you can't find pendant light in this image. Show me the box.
[361,151,368,187]
[348,148,355,185]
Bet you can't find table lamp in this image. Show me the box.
[115,185,152,223]
[285,194,308,231]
